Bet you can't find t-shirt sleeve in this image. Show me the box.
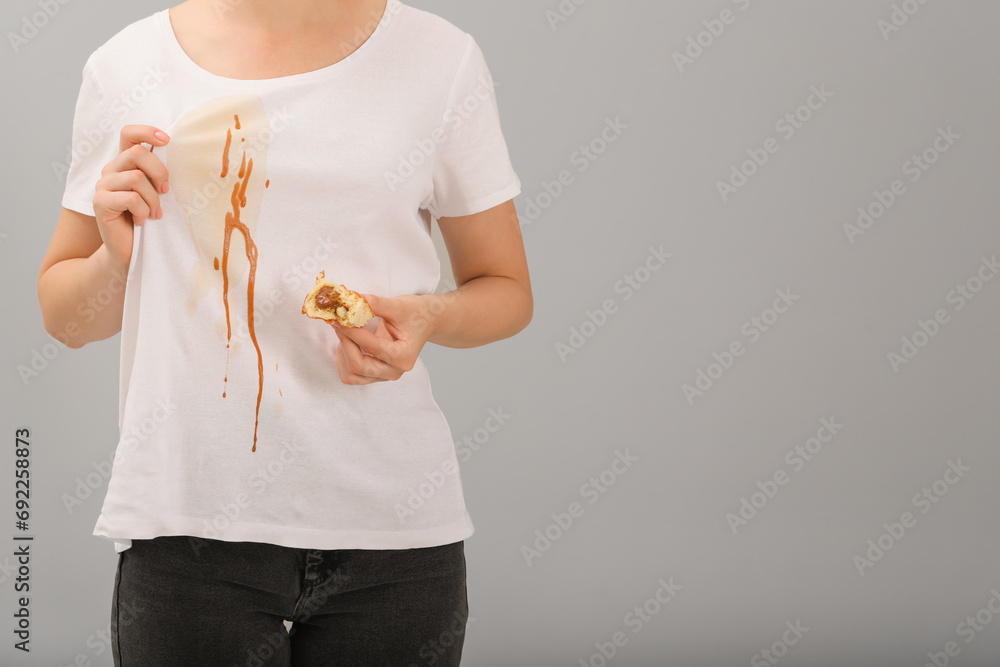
[424,35,521,220]
[61,58,120,217]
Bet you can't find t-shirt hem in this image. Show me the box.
[429,179,521,220]
[95,513,475,552]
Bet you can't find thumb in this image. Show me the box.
[361,293,398,320]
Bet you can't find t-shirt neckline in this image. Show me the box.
[158,0,400,85]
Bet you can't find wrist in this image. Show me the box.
[422,290,457,342]
[92,243,130,279]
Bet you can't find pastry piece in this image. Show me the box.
[302,271,373,328]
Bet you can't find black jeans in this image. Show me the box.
[110,535,469,666]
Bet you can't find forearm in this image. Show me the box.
[426,275,532,349]
[38,244,128,349]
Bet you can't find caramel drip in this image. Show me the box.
[238,165,250,207]
[220,117,265,452]
[213,257,219,270]
[265,179,270,188]
[221,129,232,178]
[222,126,232,398]
[234,114,241,129]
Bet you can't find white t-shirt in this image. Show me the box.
[61,0,520,553]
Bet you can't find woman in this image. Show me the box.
[37,0,531,663]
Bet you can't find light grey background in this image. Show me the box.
[2,1,999,665]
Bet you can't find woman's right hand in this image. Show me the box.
[92,125,171,268]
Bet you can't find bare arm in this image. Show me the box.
[37,209,129,348]
[427,198,533,348]
[37,126,170,349]
[330,198,532,384]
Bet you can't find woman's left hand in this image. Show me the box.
[330,293,441,385]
